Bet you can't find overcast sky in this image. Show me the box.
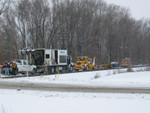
[105,0,150,20]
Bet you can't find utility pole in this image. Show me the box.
[26,35,29,77]
[26,31,31,77]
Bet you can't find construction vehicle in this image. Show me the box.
[101,62,112,69]
[75,56,97,71]
[101,62,119,69]
[120,58,132,68]
[111,62,119,68]
[31,48,74,73]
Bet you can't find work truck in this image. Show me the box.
[31,48,74,73]
[1,59,37,75]
[11,59,37,74]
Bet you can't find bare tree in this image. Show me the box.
[0,0,150,65]
[1,7,19,60]
[0,0,10,15]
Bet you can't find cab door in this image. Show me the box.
[22,60,27,72]
[16,60,24,72]
[24,60,33,71]
[45,50,51,65]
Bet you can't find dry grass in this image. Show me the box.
[135,67,150,72]
[127,67,133,72]
[144,67,150,71]
[136,68,144,72]
[94,73,101,79]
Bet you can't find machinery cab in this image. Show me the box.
[75,56,96,71]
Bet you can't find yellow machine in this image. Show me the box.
[101,62,112,69]
[75,56,97,71]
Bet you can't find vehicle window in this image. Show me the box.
[60,55,67,63]
[28,61,31,65]
[46,54,50,59]
[16,60,22,65]
[17,62,21,65]
[23,61,26,65]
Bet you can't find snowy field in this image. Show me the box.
[0,67,150,113]
[0,89,150,113]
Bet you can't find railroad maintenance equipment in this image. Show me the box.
[120,58,132,68]
[101,62,119,69]
[75,56,97,71]
[101,62,112,69]
[30,48,74,74]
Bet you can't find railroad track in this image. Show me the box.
[0,68,102,78]
[0,66,142,79]
[1,64,146,79]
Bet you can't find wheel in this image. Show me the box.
[69,66,73,72]
[55,67,59,73]
[79,68,84,71]
[15,68,18,75]
[31,68,36,74]
[51,67,55,73]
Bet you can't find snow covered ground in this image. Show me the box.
[1,67,150,88]
[0,67,150,113]
[0,89,150,113]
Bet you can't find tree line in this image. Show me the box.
[0,0,150,65]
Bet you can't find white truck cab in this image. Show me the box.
[11,59,36,73]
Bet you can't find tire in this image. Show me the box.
[51,67,55,73]
[69,66,73,72]
[14,68,18,75]
[55,67,59,73]
[32,68,36,74]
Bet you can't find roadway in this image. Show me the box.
[0,81,150,94]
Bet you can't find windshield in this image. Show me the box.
[77,57,84,61]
